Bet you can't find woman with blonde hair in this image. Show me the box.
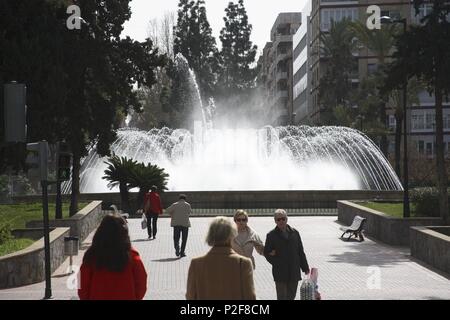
[231,210,264,269]
[186,216,256,300]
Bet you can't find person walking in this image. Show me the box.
[166,194,192,257]
[143,185,163,239]
[78,213,147,300]
[231,209,264,269]
[264,209,310,300]
[186,216,256,300]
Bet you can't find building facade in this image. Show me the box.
[292,1,312,124]
[300,0,450,158]
[259,12,302,126]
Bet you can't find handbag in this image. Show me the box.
[141,213,147,229]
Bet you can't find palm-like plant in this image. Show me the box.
[350,21,399,156]
[318,18,358,123]
[386,78,421,177]
[102,154,138,213]
[129,162,169,209]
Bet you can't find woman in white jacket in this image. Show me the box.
[231,209,264,269]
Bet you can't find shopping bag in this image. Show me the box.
[141,213,147,229]
[300,267,321,300]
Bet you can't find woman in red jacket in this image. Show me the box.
[78,213,147,300]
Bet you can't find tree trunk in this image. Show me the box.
[379,101,388,157]
[119,182,130,214]
[395,115,402,178]
[137,189,146,211]
[434,86,449,223]
[69,151,80,216]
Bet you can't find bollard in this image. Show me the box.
[64,236,79,274]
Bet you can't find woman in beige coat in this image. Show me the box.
[231,210,264,269]
[186,216,256,300]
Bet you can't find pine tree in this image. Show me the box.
[219,0,258,94]
[173,0,219,100]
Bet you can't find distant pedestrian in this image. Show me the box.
[143,185,163,239]
[264,209,309,300]
[78,213,147,300]
[186,216,256,300]
[231,209,264,269]
[166,194,192,257]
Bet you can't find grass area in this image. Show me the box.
[359,202,418,218]
[0,202,89,257]
[0,238,34,256]
[0,202,89,230]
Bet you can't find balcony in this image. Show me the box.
[276,70,288,83]
[275,53,289,65]
[275,89,288,101]
[272,34,293,48]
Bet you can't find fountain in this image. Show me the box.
[66,54,403,193]
[72,125,402,193]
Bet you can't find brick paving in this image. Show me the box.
[1,215,449,300]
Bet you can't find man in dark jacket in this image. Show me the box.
[264,209,310,300]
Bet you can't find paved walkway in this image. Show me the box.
[1,216,449,300]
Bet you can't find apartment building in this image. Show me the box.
[296,0,450,157]
[259,12,302,126]
[292,1,312,124]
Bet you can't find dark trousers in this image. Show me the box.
[275,281,299,300]
[145,212,159,238]
[173,226,189,254]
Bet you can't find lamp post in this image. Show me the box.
[381,16,409,217]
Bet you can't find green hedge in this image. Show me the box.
[410,188,440,217]
[0,222,12,244]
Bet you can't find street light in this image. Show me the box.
[381,16,410,217]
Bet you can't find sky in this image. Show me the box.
[122,0,308,53]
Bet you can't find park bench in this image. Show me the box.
[340,216,366,242]
[110,204,129,220]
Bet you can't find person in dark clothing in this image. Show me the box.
[143,185,163,239]
[264,209,310,300]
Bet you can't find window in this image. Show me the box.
[444,113,450,129]
[388,115,396,129]
[412,114,425,130]
[418,141,425,154]
[426,112,435,130]
[368,63,377,75]
[426,142,433,156]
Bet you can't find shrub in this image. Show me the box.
[410,188,440,217]
[0,223,12,244]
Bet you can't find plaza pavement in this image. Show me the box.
[0,215,449,300]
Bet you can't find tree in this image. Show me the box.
[0,0,70,173]
[102,155,138,213]
[318,18,358,124]
[386,0,450,222]
[0,0,167,215]
[129,162,169,210]
[351,21,399,156]
[385,79,421,177]
[148,12,176,59]
[219,0,258,95]
[173,0,219,100]
[64,1,167,215]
